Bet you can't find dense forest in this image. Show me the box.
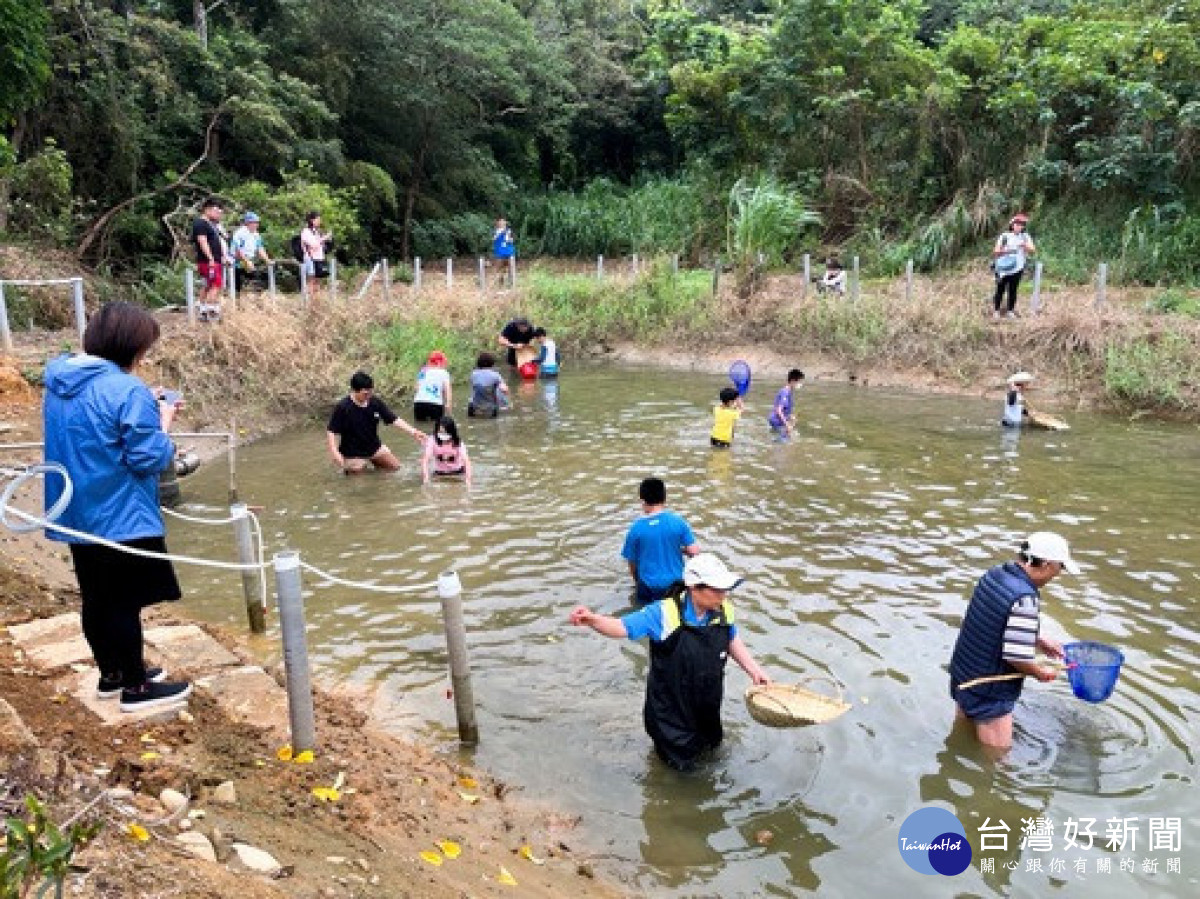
[2,1,1199,283]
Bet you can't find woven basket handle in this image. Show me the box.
[796,675,845,705]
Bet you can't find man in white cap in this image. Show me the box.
[1002,371,1034,427]
[570,553,770,770]
[949,532,1079,750]
[231,211,272,294]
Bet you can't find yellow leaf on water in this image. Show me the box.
[457,776,478,789]
[520,844,546,865]
[497,866,518,886]
[127,824,150,843]
[419,850,443,867]
[276,745,293,762]
[293,750,315,764]
[457,792,480,804]
[437,840,461,859]
[139,752,160,761]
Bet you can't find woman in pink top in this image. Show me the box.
[422,416,471,485]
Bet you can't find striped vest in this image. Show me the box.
[948,563,1039,703]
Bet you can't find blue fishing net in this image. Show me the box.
[1063,641,1124,703]
[729,360,752,396]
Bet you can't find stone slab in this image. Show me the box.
[6,614,95,669]
[62,669,188,727]
[195,666,289,734]
[0,697,37,751]
[143,625,242,671]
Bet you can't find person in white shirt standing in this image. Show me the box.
[231,211,272,294]
[991,213,1036,319]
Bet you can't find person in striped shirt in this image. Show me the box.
[948,532,1079,751]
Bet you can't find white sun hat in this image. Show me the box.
[1024,532,1081,575]
[683,553,744,590]
[1007,371,1035,385]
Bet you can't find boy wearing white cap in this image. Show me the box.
[949,532,1079,750]
[570,553,770,770]
[1002,371,1034,427]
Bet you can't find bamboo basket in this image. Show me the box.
[745,677,851,728]
[1028,410,1069,431]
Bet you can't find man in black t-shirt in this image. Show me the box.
[326,371,426,473]
[192,198,226,320]
[498,316,536,367]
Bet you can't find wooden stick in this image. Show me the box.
[957,661,1070,691]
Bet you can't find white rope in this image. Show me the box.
[160,506,241,526]
[298,561,436,595]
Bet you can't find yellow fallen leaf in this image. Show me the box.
[419,850,443,867]
[127,824,150,843]
[139,733,156,744]
[276,745,293,762]
[51,695,67,704]
[293,750,315,764]
[497,866,518,886]
[437,840,461,859]
[254,759,266,768]
[457,791,480,804]
[457,776,478,789]
[140,752,160,761]
[311,787,342,803]
[519,844,546,865]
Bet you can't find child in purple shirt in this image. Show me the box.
[768,368,805,440]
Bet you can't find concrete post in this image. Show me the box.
[267,262,277,302]
[478,257,486,292]
[0,282,13,353]
[446,258,453,289]
[802,253,810,301]
[1096,262,1107,310]
[437,571,479,744]
[851,256,861,303]
[185,269,196,325]
[232,504,265,634]
[672,254,679,276]
[381,258,390,303]
[226,264,236,308]
[299,262,308,304]
[632,253,640,277]
[508,255,517,289]
[414,257,422,291]
[273,551,316,752]
[1031,261,1043,314]
[597,255,604,280]
[71,278,86,344]
[905,259,914,304]
[329,258,338,303]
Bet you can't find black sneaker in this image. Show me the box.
[119,680,192,712]
[97,667,167,699]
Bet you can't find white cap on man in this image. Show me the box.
[1024,532,1080,575]
[683,553,744,590]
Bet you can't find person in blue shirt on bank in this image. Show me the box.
[570,553,771,771]
[492,217,516,288]
[949,532,1076,752]
[621,477,700,604]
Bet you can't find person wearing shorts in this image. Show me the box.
[192,198,226,320]
[326,371,426,473]
[413,350,452,424]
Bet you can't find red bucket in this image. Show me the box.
[519,361,539,380]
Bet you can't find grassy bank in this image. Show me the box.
[22,257,1195,432]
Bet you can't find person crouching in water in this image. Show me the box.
[422,416,471,486]
[570,553,770,771]
[949,532,1077,752]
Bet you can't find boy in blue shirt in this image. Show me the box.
[621,477,700,604]
[768,368,804,440]
[570,553,771,770]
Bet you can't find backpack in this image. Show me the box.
[290,234,305,262]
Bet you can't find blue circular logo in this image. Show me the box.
[897,807,972,876]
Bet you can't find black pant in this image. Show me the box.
[993,272,1022,312]
[413,401,444,423]
[80,597,146,687]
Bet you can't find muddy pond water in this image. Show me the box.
[171,367,1199,897]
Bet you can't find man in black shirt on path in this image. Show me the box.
[326,371,426,473]
[191,198,226,320]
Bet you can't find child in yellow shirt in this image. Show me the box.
[711,387,743,448]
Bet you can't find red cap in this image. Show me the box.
[428,350,447,366]
[1011,213,1030,225]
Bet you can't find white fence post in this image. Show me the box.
[71,278,86,343]
[632,253,639,277]
[446,258,453,288]
[381,258,390,303]
[414,257,422,290]
[597,255,604,280]
[478,257,486,292]
[1031,261,1043,314]
[273,551,316,752]
[185,269,196,324]
[1095,262,1107,310]
[226,263,236,308]
[266,262,277,301]
[905,259,914,304]
[0,282,12,353]
[329,258,339,302]
[851,256,861,302]
[508,255,517,289]
[802,253,810,301]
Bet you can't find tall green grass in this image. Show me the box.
[1103,333,1199,411]
[369,318,490,390]
[523,260,714,343]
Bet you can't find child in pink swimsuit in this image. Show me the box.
[422,416,472,486]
